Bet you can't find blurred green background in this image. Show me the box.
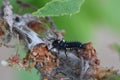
[0,0,120,41]
[0,0,120,80]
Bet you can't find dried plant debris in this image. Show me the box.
[0,28,4,37]
[0,19,7,37]
[23,43,59,72]
[0,0,119,80]
[5,43,118,80]
[93,67,118,80]
[7,53,21,66]
[6,43,59,79]
[0,19,15,48]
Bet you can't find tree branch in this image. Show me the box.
[1,0,117,80]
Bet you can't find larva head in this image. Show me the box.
[52,40,61,48]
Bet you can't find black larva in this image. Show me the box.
[52,40,86,57]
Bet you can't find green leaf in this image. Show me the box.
[33,0,85,17]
